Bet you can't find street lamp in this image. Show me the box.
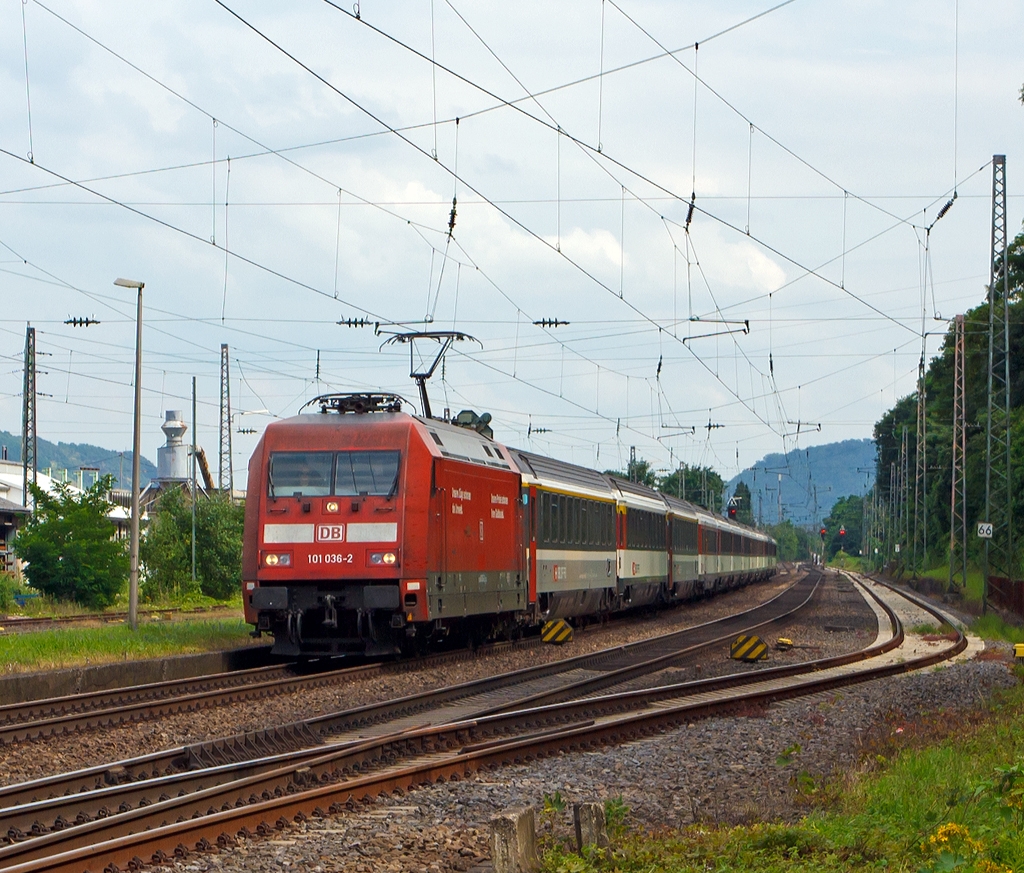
[115,277,144,631]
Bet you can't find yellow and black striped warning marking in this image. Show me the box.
[541,619,573,645]
[730,634,768,662]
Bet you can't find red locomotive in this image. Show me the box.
[243,393,776,657]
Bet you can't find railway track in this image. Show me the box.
[0,634,551,746]
[0,570,967,873]
[0,570,855,870]
[0,574,794,746]
[0,606,237,635]
[0,570,819,805]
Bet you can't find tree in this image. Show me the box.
[140,488,244,601]
[872,222,1024,576]
[658,464,725,513]
[730,481,754,525]
[604,457,657,487]
[822,495,864,560]
[13,475,127,608]
[764,520,813,562]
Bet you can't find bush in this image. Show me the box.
[13,476,128,609]
[140,488,244,602]
[0,572,20,612]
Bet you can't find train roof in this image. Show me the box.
[265,406,772,542]
[509,448,616,500]
[413,415,515,472]
[263,410,515,473]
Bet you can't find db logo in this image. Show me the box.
[316,524,345,542]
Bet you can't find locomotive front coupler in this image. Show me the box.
[322,595,339,629]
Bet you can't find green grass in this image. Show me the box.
[540,681,1024,873]
[826,551,864,572]
[971,613,1024,644]
[0,618,256,674]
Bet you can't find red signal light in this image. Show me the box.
[839,526,846,537]
[819,527,826,536]
[728,507,737,519]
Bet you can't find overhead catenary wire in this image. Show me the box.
[20,0,34,163]
[2,1,983,478]
[214,0,792,437]
[315,0,927,333]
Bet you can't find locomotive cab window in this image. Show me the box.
[268,451,334,497]
[267,450,400,498]
[335,451,400,496]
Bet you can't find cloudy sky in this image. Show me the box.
[0,0,1021,491]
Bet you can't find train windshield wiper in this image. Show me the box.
[268,462,276,500]
[386,472,399,501]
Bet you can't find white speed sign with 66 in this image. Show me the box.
[977,522,993,539]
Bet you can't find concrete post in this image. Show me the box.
[574,802,610,852]
[490,806,538,873]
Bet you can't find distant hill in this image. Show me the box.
[0,429,156,488]
[727,439,875,527]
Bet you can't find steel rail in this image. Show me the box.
[0,632,552,746]
[0,574,810,809]
[0,574,869,842]
[0,575,967,873]
[0,574,810,803]
[0,573,824,836]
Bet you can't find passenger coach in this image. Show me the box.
[243,394,776,657]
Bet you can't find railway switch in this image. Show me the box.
[730,634,768,661]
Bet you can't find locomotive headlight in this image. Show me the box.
[263,552,292,567]
[325,501,340,513]
[368,551,399,566]
[382,552,397,565]
[265,554,279,566]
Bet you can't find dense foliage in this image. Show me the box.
[605,459,726,513]
[13,476,128,608]
[657,464,725,513]
[821,495,864,560]
[873,222,1024,577]
[140,488,244,601]
[730,481,754,525]
[764,519,815,562]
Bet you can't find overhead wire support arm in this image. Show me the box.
[786,420,822,435]
[660,424,696,438]
[682,319,750,344]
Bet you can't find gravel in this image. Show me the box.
[9,570,1019,873]
[0,575,803,786]
[162,658,1017,873]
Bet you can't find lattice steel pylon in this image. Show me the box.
[913,350,927,574]
[900,425,910,561]
[218,343,233,495]
[948,314,968,590]
[21,325,37,507]
[983,155,1014,610]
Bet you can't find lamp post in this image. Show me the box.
[115,277,144,630]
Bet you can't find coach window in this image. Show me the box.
[268,451,334,498]
[335,451,401,497]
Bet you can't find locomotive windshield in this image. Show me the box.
[268,450,400,498]
[335,451,400,496]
